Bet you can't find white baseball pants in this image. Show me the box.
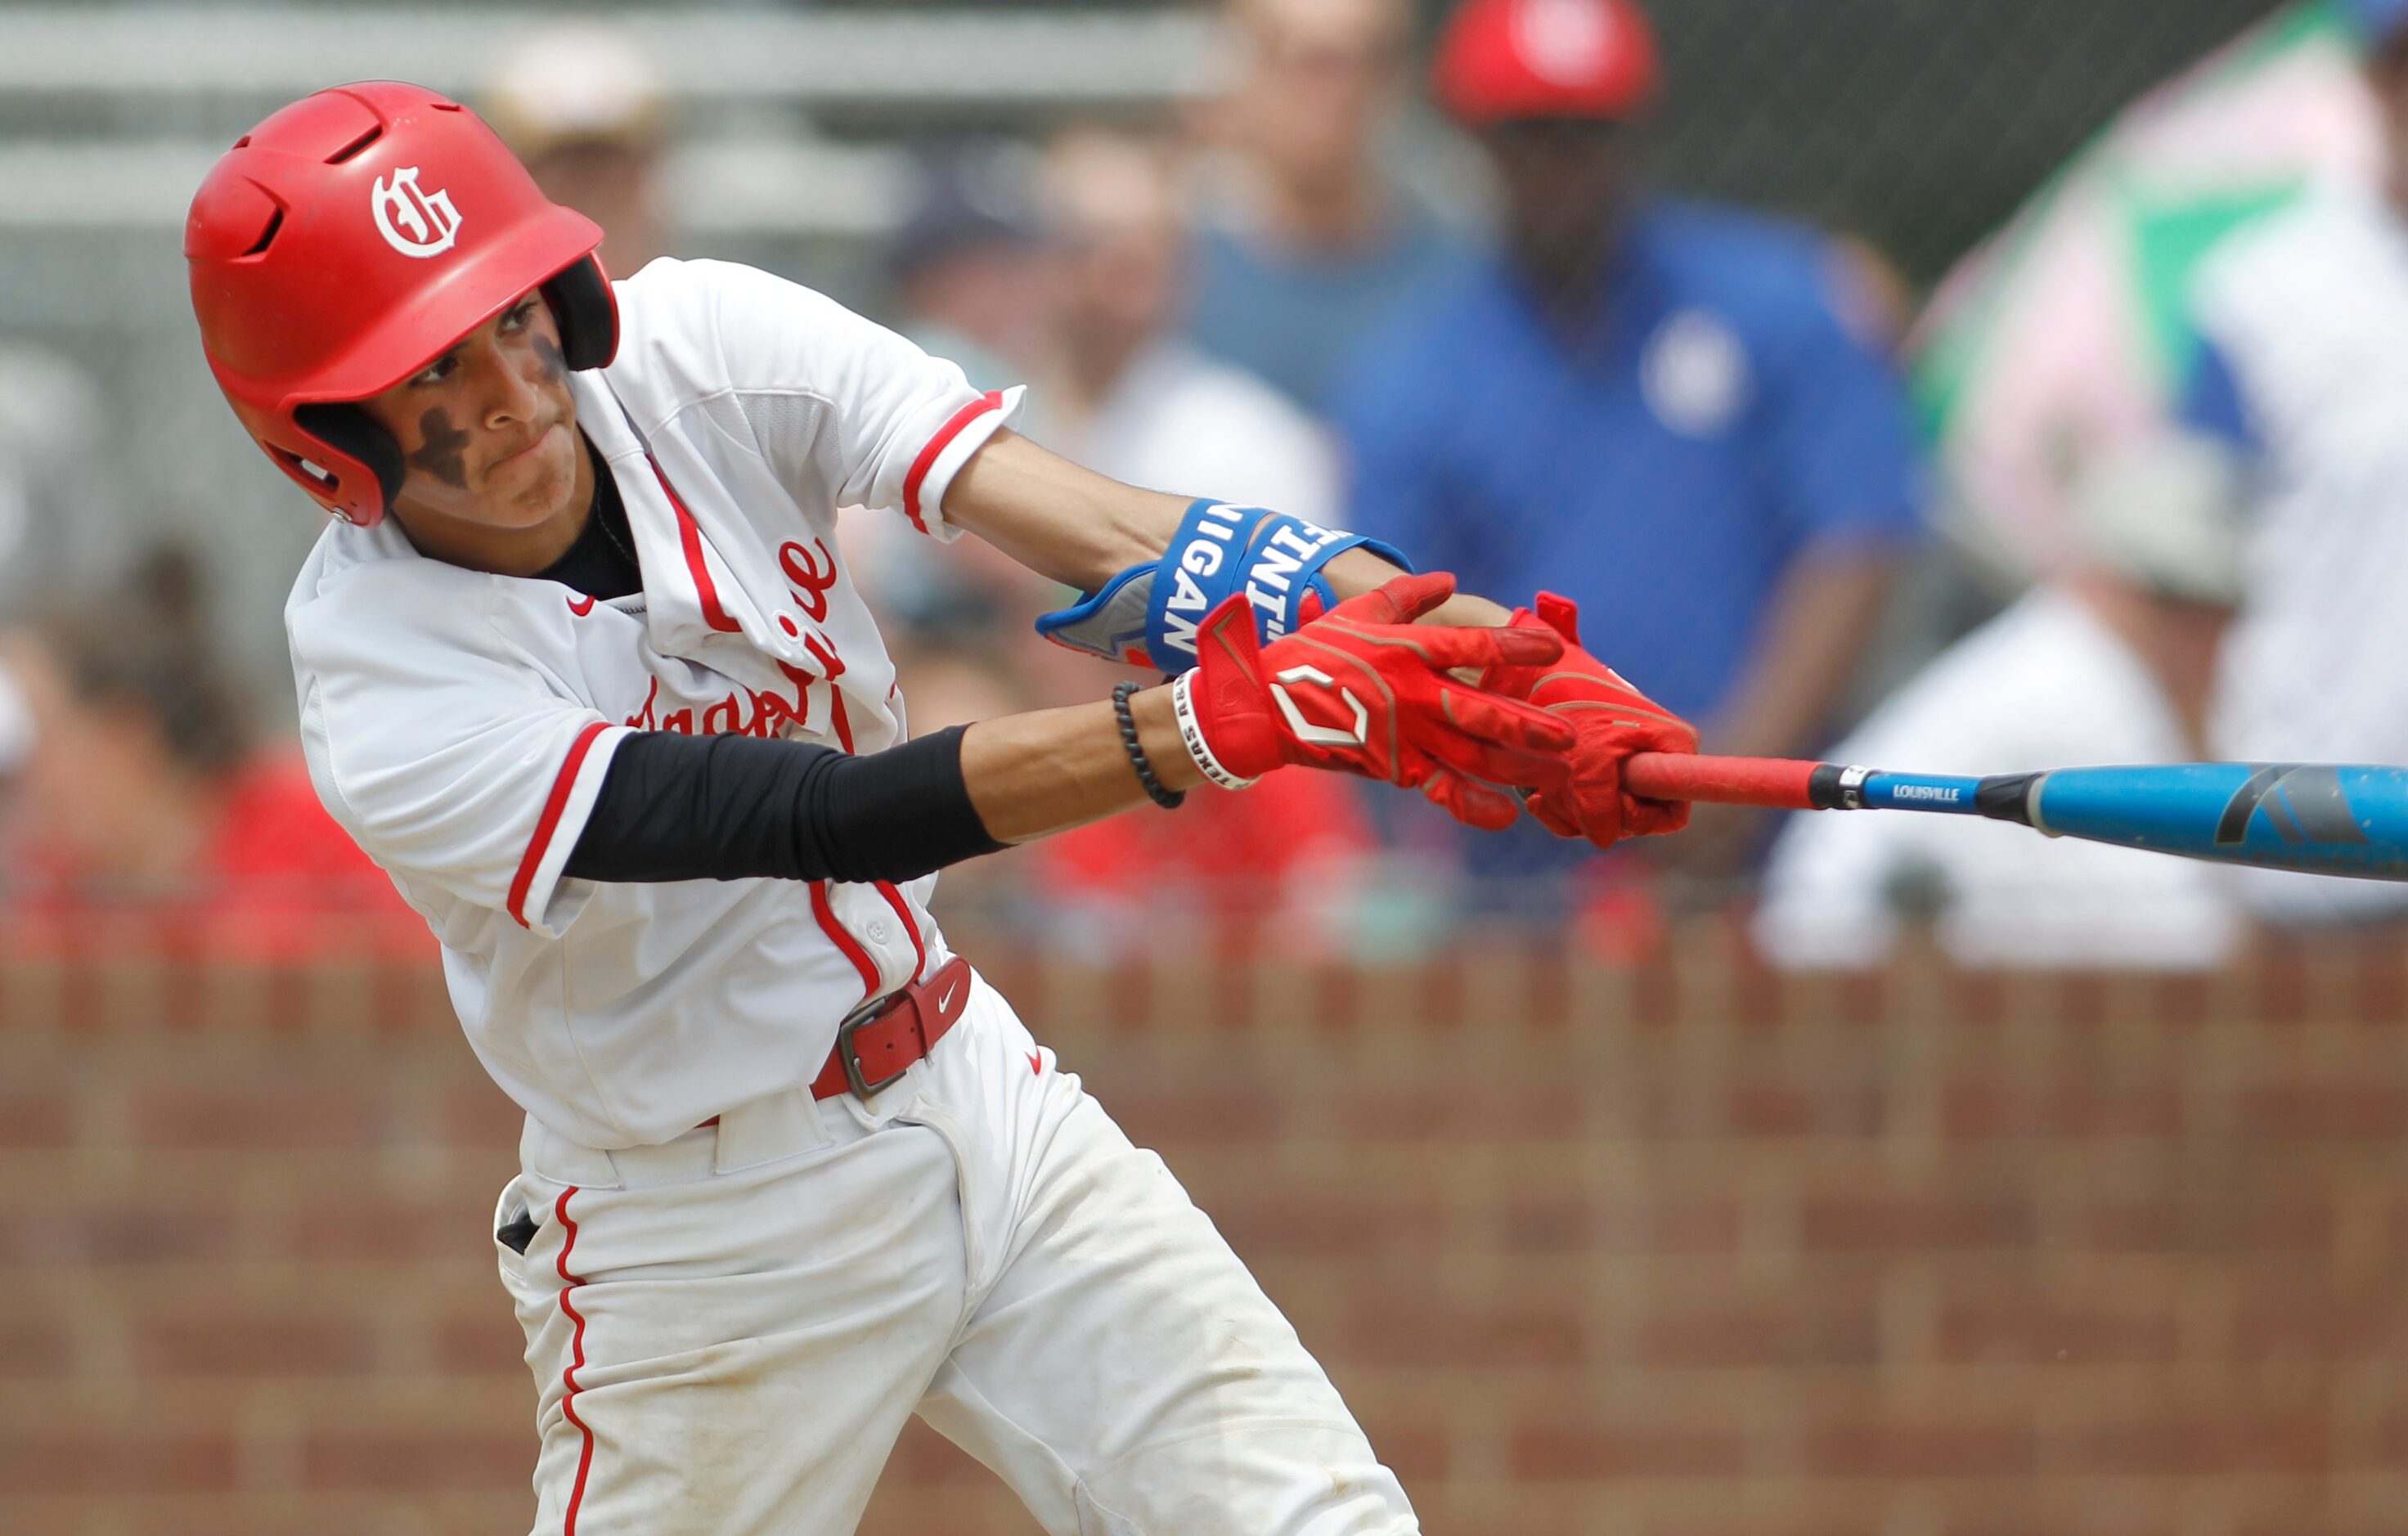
[493,967,1417,1536]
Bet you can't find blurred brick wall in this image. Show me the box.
[5,927,2408,1536]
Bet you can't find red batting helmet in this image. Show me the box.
[185,81,618,526]
[1433,0,1660,127]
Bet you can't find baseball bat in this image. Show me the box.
[1620,754,2408,883]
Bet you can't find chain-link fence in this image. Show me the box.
[1636,0,2290,280]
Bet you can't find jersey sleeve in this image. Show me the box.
[691,259,1027,543]
[292,573,631,940]
[1760,251,1928,551]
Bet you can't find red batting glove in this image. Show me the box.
[1173,573,1575,830]
[1483,591,1699,847]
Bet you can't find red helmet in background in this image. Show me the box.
[186,81,618,526]
[1433,0,1660,127]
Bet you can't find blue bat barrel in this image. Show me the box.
[2000,763,2408,881]
[1649,756,2408,884]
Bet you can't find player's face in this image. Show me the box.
[359,290,585,539]
[1481,118,1629,302]
[1229,0,1411,186]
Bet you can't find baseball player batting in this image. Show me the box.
[183,84,1696,1535]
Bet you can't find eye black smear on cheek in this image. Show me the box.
[533,334,568,387]
[409,408,471,490]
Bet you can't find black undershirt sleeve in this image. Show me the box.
[562,725,1007,887]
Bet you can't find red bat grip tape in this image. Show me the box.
[1623,753,1824,811]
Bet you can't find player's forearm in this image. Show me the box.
[566,696,1210,883]
[1706,546,1901,759]
[942,429,1189,590]
[961,688,1204,844]
[564,728,1005,887]
[947,430,1516,626]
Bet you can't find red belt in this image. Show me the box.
[811,954,973,1101]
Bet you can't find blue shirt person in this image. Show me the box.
[1179,0,1470,413]
[1337,198,1923,726]
[1338,0,1925,896]
[1188,198,1467,414]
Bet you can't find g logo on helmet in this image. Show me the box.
[371,166,462,258]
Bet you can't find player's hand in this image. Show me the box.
[1482,591,1699,848]
[1174,573,1574,827]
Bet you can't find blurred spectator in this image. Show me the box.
[987,126,1372,949]
[1915,0,2384,589]
[1186,0,1470,411]
[0,550,420,959]
[0,347,130,623]
[1033,779,1374,959]
[856,142,1067,661]
[887,141,1053,406]
[484,19,670,275]
[851,127,1346,671]
[856,128,1375,950]
[2178,0,2408,928]
[1754,436,2250,971]
[1332,0,1924,903]
[1036,126,1341,523]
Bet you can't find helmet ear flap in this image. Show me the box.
[294,402,407,518]
[542,256,618,371]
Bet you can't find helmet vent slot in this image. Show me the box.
[324,126,383,164]
[240,207,283,256]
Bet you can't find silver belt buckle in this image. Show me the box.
[833,986,912,1098]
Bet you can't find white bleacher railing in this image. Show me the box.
[0,6,1215,105]
[0,5,1216,232]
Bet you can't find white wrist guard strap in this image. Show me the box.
[1170,671,1258,792]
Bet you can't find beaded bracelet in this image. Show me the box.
[1112,680,1187,810]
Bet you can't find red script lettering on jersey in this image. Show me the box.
[622,648,847,743]
[779,538,838,624]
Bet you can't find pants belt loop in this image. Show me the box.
[519,1115,624,1190]
[712,1087,829,1175]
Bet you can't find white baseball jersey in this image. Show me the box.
[1752,587,2244,970]
[2186,186,2408,920]
[287,258,1026,1148]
